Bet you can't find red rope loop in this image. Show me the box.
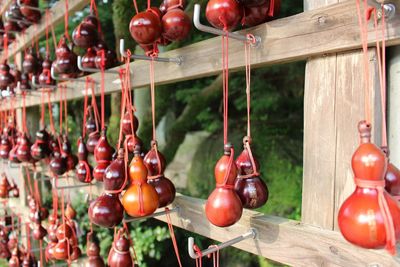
[194,244,203,267]
[165,207,183,267]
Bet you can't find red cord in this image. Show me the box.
[207,245,220,267]
[47,92,56,135]
[194,245,202,267]
[64,0,71,41]
[132,0,139,14]
[165,208,183,267]
[149,58,157,142]
[83,78,89,137]
[100,51,105,129]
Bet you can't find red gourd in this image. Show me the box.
[144,146,176,207]
[205,0,243,31]
[76,137,93,183]
[162,8,191,42]
[52,36,78,76]
[234,140,268,209]
[382,148,400,200]
[30,128,51,160]
[82,48,98,70]
[72,13,99,49]
[86,106,99,136]
[93,127,115,181]
[49,151,67,176]
[103,149,126,191]
[38,56,55,86]
[122,146,159,217]
[94,42,117,70]
[107,230,133,267]
[0,174,10,198]
[0,134,11,159]
[19,0,41,22]
[243,5,269,27]
[22,48,40,74]
[129,9,163,45]
[126,135,143,154]
[161,0,187,11]
[20,72,31,90]
[8,136,21,164]
[86,241,105,267]
[338,121,400,254]
[0,62,15,90]
[32,211,47,240]
[16,133,31,162]
[206,144,243,227]
[8,248,20,267]
[88,193,124,228]
[121,111,139,136]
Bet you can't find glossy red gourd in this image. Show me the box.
[62,136,78,171]
[16,133,31,162]
[107,232,133,267]
[129,10,162,45]
[20,72,31,90]
[122,146,159,217]
[86,106,99,136]
[32,212,47,240]
[49,151,67,176]
[76,137,93,183]
[121,111,139,136]
[338,121,400,253]
[88,193,124,228]
[126,135,143,153]
[82,48,98,70]
[103,149,126,191]
[38,56,55,85]
[19,0,41,22]
[0,62,15,90]
[0,174,10,198]
[70,245,82,261]
[234,145,268,209]
[243,5,269,27]
[72,14,99,49]
[0,135,11,159]
[10,68,21,89]
[161,0,186,10]
[206,144,243,227]
[8,248,20,267]
[205,0,243,31]
[94,44,117,70]
[93,128,115,181]
[382,148,400,200]
[86,241,105,267]
[162,9,191,42]
[87,131,100,154]
[53,239,72,260]
[30,128,51,160]
[22,49,40,74]
[144,147,175,207]
[52,36,78,75]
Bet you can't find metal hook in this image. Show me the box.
[119,39,183,65]
[50,66,86,83]
[31,76,58,90]
[123,206,180,223]
[188,228,257,259]
[193,4,261,47]
[52,177,92,190]
[77,56,119,74]
[367,0,396,19]
[16,0,46,12]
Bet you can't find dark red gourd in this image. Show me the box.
[205,0,243,31]
[76,137,93,183]
[87,241,105,267]
[49,151,67,176]
[30,128,51,160]
[0,62,15,90]
[88,193,124,228]
[93,127,115,181]
[82,48,98,70]
[0,135,11,159]
[243,5,269,27]
[205,144,243,227]
[234,143,268,209]
[144,147,175,207]
[382,148,400,200]
[103,149,126,191]
[94,42,117,70]
[38,56,55,85]
[126,135,143,154]
[52,36,78,75]
[129,10,163,45]
[162,9,191,42]
[19,0,41,22]
[22,48,39,74]
[338,121,400,253]
[107,231,133,267]
[121,111,139,136]
[16,133,31,162]
[72,13,99,49]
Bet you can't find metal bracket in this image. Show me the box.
[188,228,257,259]
[367,0,396,19]
[77,55,119,74]
[31,76,58,91]
[50,66,85,83]
[123,206,179,223]
[193,4,261,47]
[119,39,183,65]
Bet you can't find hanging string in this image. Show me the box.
[149,58,157,142]
[165,208,183,267]
[89,79,101,132]
[221,34,229,145]
[63,87,68,135]
[47,92,56,135]
[89,0,103,38]
[372,7,387,147]
[132,0,139,14]
[100,50,105,129]
[40,92,45,128]
[22,92,27,134]
[83,78,90,137]
[207,245,220,267]
[194,245,203,267]
[355,0,372,124]
[64,0,71,41]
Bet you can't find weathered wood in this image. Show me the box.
[1,0,400,111]
[333,49,381,230]
[302,0,338,230]
[388,46,400,167]
[0,0,13,16]
[153,194,400,267]
[2,0,90,60]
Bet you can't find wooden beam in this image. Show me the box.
[153,194,400,267]
[0,0,13,16]
[1,0,400,111]
[1,0,90,60]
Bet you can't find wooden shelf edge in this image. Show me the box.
[154,194,400,267]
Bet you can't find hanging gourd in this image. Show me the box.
[0,61,15,90]
[38,55,55,86]
[72,12,99,49]
[22,48,40,75]
[338,121,400,254]
[107,228,134,267]
[86,106,101,153]
[30,128,51,161]
[93,127,115,181]
[383,148,400,200]
[19,0,41,22]
[76,136,93,183]
[82,48,97,70]
[86,239,105,267]
[161,7,191,42]
[234,41,268,209]
[122,145,159,217]
[206,0,243,31]
[94,42,117,70]
[52,36,78,78]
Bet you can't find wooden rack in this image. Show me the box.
[1,0,400,266]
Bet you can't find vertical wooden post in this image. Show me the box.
[302,0,381,230]
[388,46,400,166]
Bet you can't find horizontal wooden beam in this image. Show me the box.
[154,194,400,267]
[1,0,400,111]
[2,0,90,60]
[0,0,13,16]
